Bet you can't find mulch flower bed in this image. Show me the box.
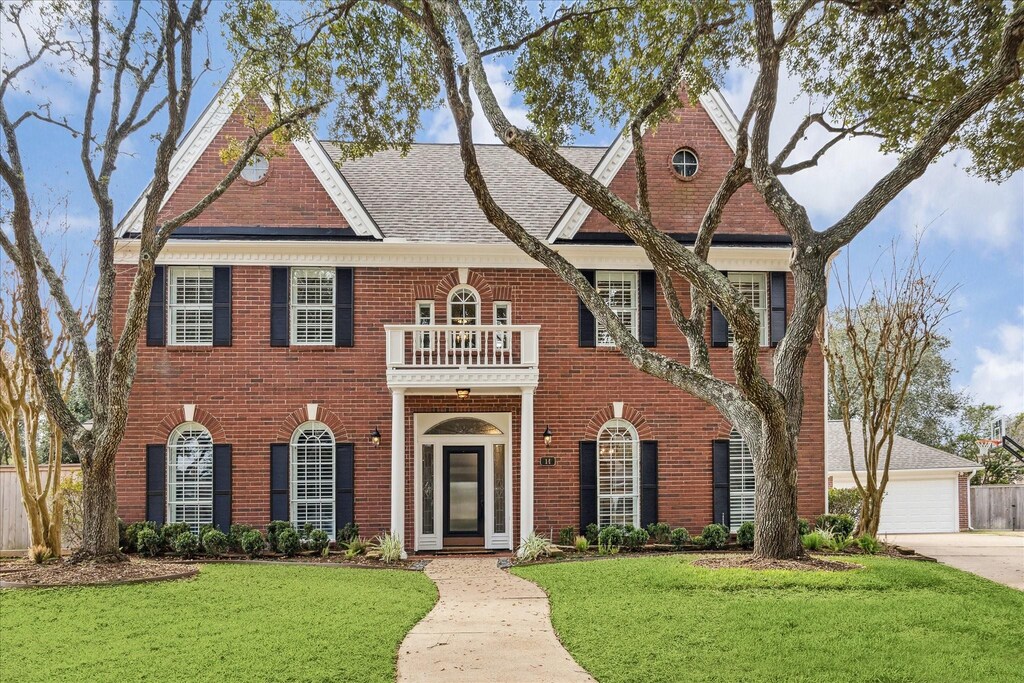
[0,558,198,588]
[163,552,427,571]
[692,553,863,572]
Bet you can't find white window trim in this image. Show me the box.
[167,422,214,534]
[595,270,638,347]
[415,300,435,350]
[596,418,640,528]
[447,285,480,349]
[729,429,755,532]
[727,272,769,347]
[290,268,335,346]
[290,421,337,539]
[167,266,214,346]
[493,301,511,349]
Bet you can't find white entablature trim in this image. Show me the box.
[114,239,792,273]
[547,89,741,244]
[386,369,540,394]
[116,74,383,240]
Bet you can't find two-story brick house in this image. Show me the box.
[113,83,825,554]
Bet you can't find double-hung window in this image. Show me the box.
[493,301,511,350]
[595,271,638,347]
[415,300,434,350]
[291,268,335,345]
[168,266,213,345]
[727,272,768,346]
[729,429,755,531]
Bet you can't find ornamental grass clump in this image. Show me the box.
[857,534,881,555]
[574,535,590,552]
[27,544,53,564]
[516,531,551,562]
[375,532,403,564]
[345,536,370,559]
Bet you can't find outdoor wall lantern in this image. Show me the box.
[370,427,382,447]
[456,388,471,400]
[543,426,553,447]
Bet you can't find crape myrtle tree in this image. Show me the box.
[0,0,432,561]
[226,0,1024,559]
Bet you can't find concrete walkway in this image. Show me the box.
[397,558,595,683]
[882,532,1024,590]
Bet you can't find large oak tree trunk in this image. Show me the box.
[75,454,122,562]
[753,429,803,559]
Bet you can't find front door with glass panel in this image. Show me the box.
[443,446,485,538]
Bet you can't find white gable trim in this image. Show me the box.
[117,77,383,240]
[547,90,741,243]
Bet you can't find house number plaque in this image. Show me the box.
[539,456,556,466]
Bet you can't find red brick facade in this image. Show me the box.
[959,472,971,531]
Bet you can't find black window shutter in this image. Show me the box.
[270,267,289,347]
[770,272,787,347]
[213,266,232,347]
[270,443,290,522]
[712,439,731,528]
[212,444,232,532]
[145,445,166,524]
[579,441,598,529]
[335,267,354,347]
[639,270,657,347]
[578,270,597,347]
[711,271,729,347]
[640,441,658,528]
[146,266,166,346]
[336,443,355,532]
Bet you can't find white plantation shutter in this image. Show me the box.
[727,272,768,346]
[291,268,335,344]
[168,423,214,534]
[169,267,214,345]
[729,429,755,531]
[595,271,638,347]
[597,419,640,527]
[291,422,336,537]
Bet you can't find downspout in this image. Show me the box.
[966,468,979,531]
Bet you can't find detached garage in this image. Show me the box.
[827,421,980,534]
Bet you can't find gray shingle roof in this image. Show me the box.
[324,142,606,243]
[826,420,978,473]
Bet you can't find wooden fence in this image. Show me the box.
[0,465,80,554]
[971,485,1024,530]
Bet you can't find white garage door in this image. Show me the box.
[831,473,959,533]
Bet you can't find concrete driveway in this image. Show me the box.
[882,532,1024,590]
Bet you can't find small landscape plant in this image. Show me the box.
[301,522,315,539]
[375,532,403,564]
[670,527,691,549]
[798,518,811,535]
[27,544,53,564]
[173,531,200,559]
[137,526,162,557]
[338,522,360,545]
[857,534,881,555]
[816,513,855,540]
[275,527,301,557]
[516,531,552,562]
[584,523,600,545]
[240,529,265,558]
[305,529,330,555]
[122,521,155,553]
[801,529,826,551]
[201,528,229,556]
[229,524,256,552]
[699,524,729,550]
[597,525,624,550]
[557,526,576,546]
[622,525,650,551]
[828,487,863,520]
[646,522,672,544]
[736,521,755,549]
[161,522,190,551]
[574,535,590,552]
[345,536,370,558]
[267,520,292,552]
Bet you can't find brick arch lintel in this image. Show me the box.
[434,270,494,304]
[156,406,226,443]
[584,404,655,441]
[275,405,353,443]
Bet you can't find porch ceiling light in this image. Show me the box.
[543,426,553,447]
[456,388,471,400]
[370,427,382,447]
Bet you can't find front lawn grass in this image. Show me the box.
[514,554,1024,683]
[1,563,436,683]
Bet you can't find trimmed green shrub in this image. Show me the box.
[557,526,576,546]
[136,527,162,557]
[597,525,624,549]
[828,487,863,519]
[816,514,855,540]
[198,524,215,544]
[275,527,301,557]
[338,522,360,544]
[123,521,155,553]
[229,524,255,552]
[301,522,315,540]
[201,528,229,556]
[670,527,691,549]
[161,522,190,551]
[574,535,590,552]
[646,522,672,544]
[802,530,827,551]
[267,520,292,552]
[622,525,650,550]
[737,521,755,549]
[306,529,330,555]
[798,518,811,535]
[584,523,600,545]
[173,531,199,558]
[117,518,127,549]
[857,534,881,555]
[240,529,265,558]
[699,524,729,549]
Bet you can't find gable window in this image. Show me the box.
[595,271,638,347]
[291,268,335,345]
[448,286,479,349]
[241,153,269,183]
[728,272,768,346]
[672,148,699,178]
[493,301,511,350]
[167,423,213,534]
[168,266,213,345]
[729,429,755,531]
[291,421,336,538]
[415,300,434,350]
[597,418,639,528]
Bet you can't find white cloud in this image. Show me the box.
[424,62,531,144]
[967,308,1024,414]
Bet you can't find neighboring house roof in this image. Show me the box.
[826,420,979,473]
[326,142,605,244]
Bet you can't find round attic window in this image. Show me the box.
[241,154,269,183]
[671,148,699,179]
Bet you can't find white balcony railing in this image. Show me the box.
[385,324,540,370]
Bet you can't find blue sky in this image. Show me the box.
[3,16,1022,418]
